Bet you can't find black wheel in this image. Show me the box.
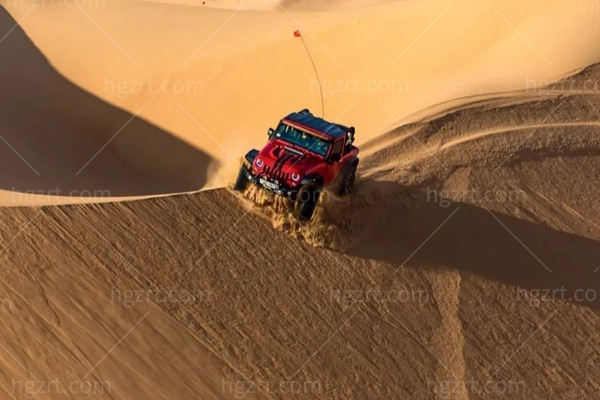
[233,165,249,191]
[337,162,357,196]
[294,184,321,221]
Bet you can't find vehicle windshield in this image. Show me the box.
[274,123,331,157]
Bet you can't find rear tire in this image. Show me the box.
[294,184,321,221]
[233,165,249,191]
[337,163,357,196]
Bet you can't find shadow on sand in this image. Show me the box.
[345,179,600,310]
[0,8,214,198]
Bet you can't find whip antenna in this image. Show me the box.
[294,30,325,118]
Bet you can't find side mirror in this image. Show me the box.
[348,127,355,144]
[268,128,275,139]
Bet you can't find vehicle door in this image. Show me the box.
[324,138,345,183]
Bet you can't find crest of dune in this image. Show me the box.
[2,0,600,202]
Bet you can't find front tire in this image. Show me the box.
[337,162,357,196]
[294,184,321,221]
[233,165,250,191]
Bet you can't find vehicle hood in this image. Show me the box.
[255,140,321,178]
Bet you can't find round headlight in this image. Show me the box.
[255,158,264,167]
[291,173,301,181]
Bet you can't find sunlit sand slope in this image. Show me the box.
[3,0,600,189]
[0,8,215,205]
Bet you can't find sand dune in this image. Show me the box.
[0,61,599,398]
[2,0,600,398]
[0,8,215,205]
[3,0,600,195]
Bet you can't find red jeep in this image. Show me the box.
[233,109,359,220]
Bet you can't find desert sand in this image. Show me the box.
[1,0,600,399]
[2,0,600,201]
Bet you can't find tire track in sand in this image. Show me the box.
[360,121,600,178]
[438,121,600,151]
[427,270,467,400]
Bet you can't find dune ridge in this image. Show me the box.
[0,61,599,398]
[3,0,600,198]
[0,7,216,206]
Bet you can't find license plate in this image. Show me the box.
[259,178,279,191]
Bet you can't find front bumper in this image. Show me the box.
[241,165,296,197]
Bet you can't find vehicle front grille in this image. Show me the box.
[264,165,289,182]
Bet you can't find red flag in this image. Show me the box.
[293,30,301,37]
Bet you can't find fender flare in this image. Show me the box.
[342,157,359,174]
[335,157,359,186]
[300,174,323,187]
[244,149,259,165]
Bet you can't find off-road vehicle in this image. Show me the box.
[233,109,359,220]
